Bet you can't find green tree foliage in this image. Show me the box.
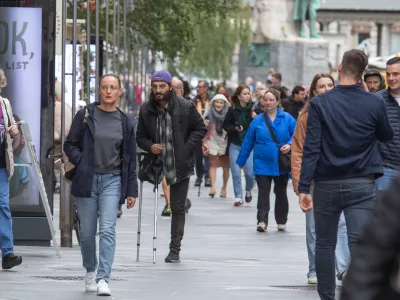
[67,0,251,79]
[178,4,251,79]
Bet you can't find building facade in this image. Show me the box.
[317,0,400,67]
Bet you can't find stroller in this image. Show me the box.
[136,151,163,264]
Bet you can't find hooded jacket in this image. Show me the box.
[364,69,386,92]
[203,95,231,156]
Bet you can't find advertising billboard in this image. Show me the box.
[0,7,42,207]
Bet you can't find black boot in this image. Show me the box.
[204,177,211,187]
[194,177,202,187]
[165,251,180,263]
[2,254,22,270]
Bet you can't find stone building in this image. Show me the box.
[318,0,400,68]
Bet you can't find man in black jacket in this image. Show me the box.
[341,175,400,300]
[376,57,400,195]
[136,71,206,263]
[298,49,393,300]
[281,85,306,120]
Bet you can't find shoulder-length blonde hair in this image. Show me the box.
[302,73,335,114]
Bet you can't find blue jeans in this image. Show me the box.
[376,167,399,194]
[305,210,350,278]
[229,143,254,199]
[313,180,376,300]
[0,168,13,258]
[76,173,121,283]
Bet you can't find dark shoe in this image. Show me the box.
[2,254,22,270]
[245,190,252,203]
[161,204,172,216]
[165,252,180,263]
[209,190,216,198]
[204,177,211,187]
[185,198,192,213]
[194,177,201,187]
[117,203,123,218]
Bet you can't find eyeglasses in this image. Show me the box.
[197,85,205,89]
[100,85,120,92]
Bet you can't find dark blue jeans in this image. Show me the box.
[313,179,376,300]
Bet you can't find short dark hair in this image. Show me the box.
[341,49,368,78]
[292,85,305,97]
[198,80,209,89]
[387,57,400,66]
[272,73,282,82]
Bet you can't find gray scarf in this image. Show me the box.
[208,106,228,136]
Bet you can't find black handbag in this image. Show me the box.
[262,113,291,172]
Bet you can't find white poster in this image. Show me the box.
[0,7,42,206]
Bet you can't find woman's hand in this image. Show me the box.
[235,124,243,132]
[251,110,257,119]
[202,143,209,156]
[204,119,210,126]
[7,125,19,138]
[280,144,291,154]
[126,197,136,209]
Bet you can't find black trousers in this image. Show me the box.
[194,142,209,179]
[169,178,190,254]
[255,174,289,225]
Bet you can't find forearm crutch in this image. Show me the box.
[136,180,143,262]
[153,168,160,264]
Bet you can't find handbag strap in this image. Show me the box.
[262,113,279,147]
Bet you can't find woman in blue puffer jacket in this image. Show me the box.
[237,88,296,233]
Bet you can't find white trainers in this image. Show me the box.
[85,271,97,292]
[97,279,111,296]
[257,221,267,232]
[234,198,243,206]
[277,224,286,231]
[308,276,318,284]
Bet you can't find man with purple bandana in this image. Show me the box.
[0,69,23,269]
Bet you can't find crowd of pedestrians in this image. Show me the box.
[1,50,400,300]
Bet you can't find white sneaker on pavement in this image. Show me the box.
[85,271,97,292]
[257,221,267,232]
[97,279,111,296]
[277,224,286,231]
[308,276,317,284]
[234,198,243,206]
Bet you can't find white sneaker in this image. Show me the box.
[234,198,243,206]
[308,276,317,284]
[277,224,286,231]
[97,279,111,296]
[85,271,97,292]
[257,221,267,232]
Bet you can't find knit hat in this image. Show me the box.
[151,70,172,85]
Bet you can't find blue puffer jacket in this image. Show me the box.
[237,109,296,176]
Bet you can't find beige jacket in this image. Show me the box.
[0,96,16,179]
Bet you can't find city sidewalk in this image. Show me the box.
[0,174,341,299]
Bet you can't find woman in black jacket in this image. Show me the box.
[64,74,138,296]
[222,85,257,206]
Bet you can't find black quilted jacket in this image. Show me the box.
[378,89,400,170]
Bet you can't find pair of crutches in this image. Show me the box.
[136,152,162,264]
